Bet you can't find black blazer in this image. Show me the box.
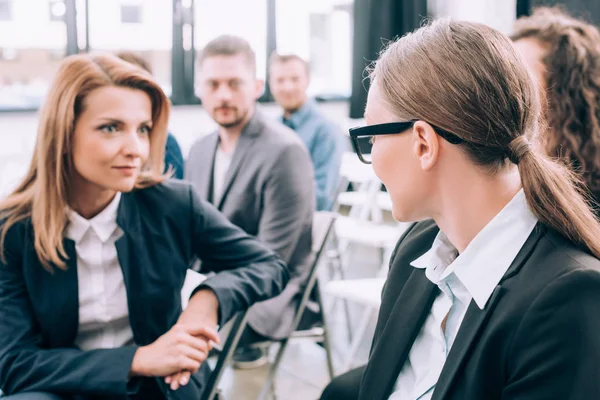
[0,180,288,399]
[356,220,600,400]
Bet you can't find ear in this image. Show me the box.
[411,121,441,172]
[255,79,265,100]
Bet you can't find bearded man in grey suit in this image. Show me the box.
[185,35,315,368]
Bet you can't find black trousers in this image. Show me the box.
[320,366,365,400]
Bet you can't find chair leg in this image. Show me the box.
[257,339,290,400]
[316,286,336,379]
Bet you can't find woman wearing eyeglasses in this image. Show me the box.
[321,18,600,400]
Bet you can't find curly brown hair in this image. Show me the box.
[512,7,600,195]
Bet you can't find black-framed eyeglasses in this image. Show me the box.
[348,120,464,164]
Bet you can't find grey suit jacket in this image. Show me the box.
[185,110,315,339]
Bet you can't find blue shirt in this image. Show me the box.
[165,133,184,179]
[281,100,345,211]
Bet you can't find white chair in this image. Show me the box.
[324,277,386,372]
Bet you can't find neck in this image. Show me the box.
[218,110,254,153]
[283,99,307,119]
[432,166,522,253]
[69,185,117,220]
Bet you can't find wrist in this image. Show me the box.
[130,346,148,377]
[183,287,220,325]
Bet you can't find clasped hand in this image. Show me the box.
[130,288,221,391]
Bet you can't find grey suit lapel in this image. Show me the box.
[216,112,262,210]
[198,133,219,204]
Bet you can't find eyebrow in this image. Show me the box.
[95,118,153,126]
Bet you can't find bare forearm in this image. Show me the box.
[179,288,219,328]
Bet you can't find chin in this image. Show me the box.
[112,179,137,193]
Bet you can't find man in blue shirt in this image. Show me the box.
[269,52,345,211]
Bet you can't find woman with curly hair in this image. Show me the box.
[512,7,600,206]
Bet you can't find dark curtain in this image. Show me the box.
[517,0,530,17]
[349,0,428,118]
[527,0,600,25]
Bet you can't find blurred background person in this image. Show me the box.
[117,51,185,179]
[512,7,600,208]
[269,52,345,211]
[185,36,315,369]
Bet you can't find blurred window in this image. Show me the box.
[120,0,143,24]
[0,0,67,110]
[0,0,13,21]
[194,0,268,86]
[275,0,353,99]
[88,0,172,95]
[49,0,66,22]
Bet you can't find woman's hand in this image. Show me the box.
[129,323,219,378]
[163,288,221,390]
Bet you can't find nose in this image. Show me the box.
[215,84,233,102]
[281,80,295,92]
[122,129,146,159]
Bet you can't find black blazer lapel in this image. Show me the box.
[199,134,219,205]
[431,224,546,400]
[115,194,153,345]
[43,239,79,347]
[431,286,504,400]
[359,269,439,400]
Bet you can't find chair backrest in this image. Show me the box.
[312,211,338,255]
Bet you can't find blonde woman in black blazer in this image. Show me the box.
[0,54,288,400]
[321,18,600,400]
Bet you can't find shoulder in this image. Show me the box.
[390,220,440,267]
[525,227,600,283]
[0,215,31,262]
[256,112,306,149]
[124,180,195,220]
[166,133,180,147]
[188,132,218,157]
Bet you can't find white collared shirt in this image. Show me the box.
[389,190,538,400]
[212,146,233,205]
[65,192,134,351]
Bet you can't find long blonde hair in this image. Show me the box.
[373,19,600,258]
[0,53,171,271]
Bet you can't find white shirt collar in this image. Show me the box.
[411,190,538,309]
[66,192,121,243]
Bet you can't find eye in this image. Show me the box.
[139,125,152,135]
[230,80,241,89]
[99,123,118,133]
[369,136,376,145]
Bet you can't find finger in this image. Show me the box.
[179,371,191,386]
[166,372,181,384]
[178,355,201,374]
[170,379,180,391]
[179,343,208,364]
[176,332,210,354]
[180,324,220,344]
